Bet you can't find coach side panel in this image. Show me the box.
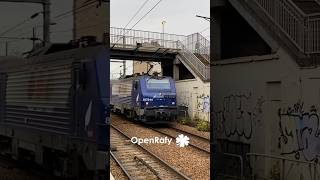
[111,79,133,112]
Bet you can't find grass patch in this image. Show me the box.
[177,116,197,127]
[195,118,210,132]
[177,116,210,132]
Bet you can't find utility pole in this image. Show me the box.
[5,41,8,56]
[32,27,36,49]
[122,60,126,76]
[0,0,51,45]
[161,20,166,47]
[43,0,50,45]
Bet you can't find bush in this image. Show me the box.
[196,119,210,132]
[177,116,197,127]
[177,116,189,125]
[177,116,210,132]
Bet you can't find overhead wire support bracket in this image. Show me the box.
[0,0,51,45]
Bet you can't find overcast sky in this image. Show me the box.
[110,0,210,79]
[0,0,210,79]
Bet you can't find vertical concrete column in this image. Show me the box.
[192,87,199,119]
[212,6,223,60]
[173,64,179,81]
[173,58,180,81]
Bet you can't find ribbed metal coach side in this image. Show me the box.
[0,45,109,178]
[111,77,134,114]
[5,62,72,134]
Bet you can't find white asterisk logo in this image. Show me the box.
[176,134,190,147]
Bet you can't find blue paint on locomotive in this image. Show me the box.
[112,75,178,123]
[134,76,176,108]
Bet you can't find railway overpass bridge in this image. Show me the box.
[109,27,210,82]
[109,27,211,121]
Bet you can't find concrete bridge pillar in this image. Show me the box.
[212,1,225,60]
[173,58,181,81]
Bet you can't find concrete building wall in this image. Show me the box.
[74,0,109,41]
[176,78,210,121]
[213,47,320,179]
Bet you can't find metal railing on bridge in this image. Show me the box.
[183,33,210,56]
[248,0,320,54]
[110,27,210,81]
[110,27,186,49]
[110,27,210,57]
[177,41,210,81]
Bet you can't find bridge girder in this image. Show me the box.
[110,49,177,61]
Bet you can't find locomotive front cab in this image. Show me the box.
[132,75,178,124]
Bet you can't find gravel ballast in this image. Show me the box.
[0,167,41,180]
[111,114,210,180]
[110,156,129,180]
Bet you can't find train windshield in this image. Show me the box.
[146,78,171,90]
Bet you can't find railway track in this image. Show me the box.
[110,124,191,180]
[170,126,210,141]
[148,127,210,154]
[112,113,210,154]
[0,154,58,180]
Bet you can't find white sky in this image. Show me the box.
[0,1,210,78]
[110,0,210,79]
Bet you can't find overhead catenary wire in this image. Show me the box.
[0,36,36,40]
[199,26,210,33]
[120,0,151,34]
[53,0,98,20]
[113,0,164,45]
[0,11,41,37]
[54,2,97,23]
[9,0,98,37]
[110,0,150,46]
[2,2,100,44]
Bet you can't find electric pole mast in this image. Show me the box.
[0,0,51,45]
[196,15,211,22]
[123,60,126,76]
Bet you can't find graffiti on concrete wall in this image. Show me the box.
[196,93,210,113]
[278,101,320,162]
[214,93,265,140]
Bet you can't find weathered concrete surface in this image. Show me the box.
[176,78,210,121]
[213,46,320,179]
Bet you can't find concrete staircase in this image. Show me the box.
[176,38,210,82]
[222,0,320,66]
[194,53,210,66]
[175,33,210,82]
[292,0,320,14]
[176,48,210,82]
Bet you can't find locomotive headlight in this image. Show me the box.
[172,102,175,105]
[146,102,149,105]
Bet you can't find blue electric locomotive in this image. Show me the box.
[0,40,109,179]
[111,75,177,124]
